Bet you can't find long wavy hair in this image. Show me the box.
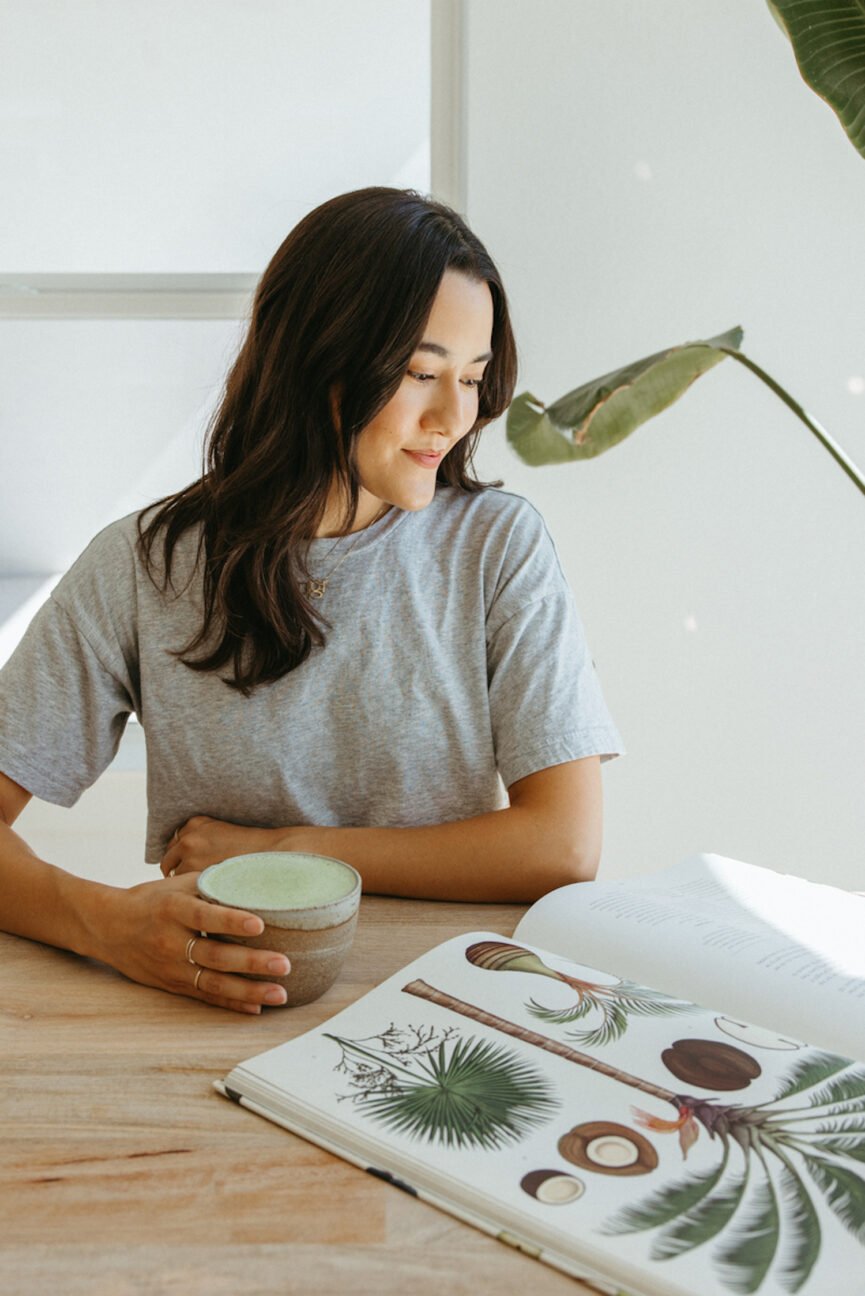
[137,187,518,694]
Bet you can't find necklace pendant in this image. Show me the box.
[305,579,328,599]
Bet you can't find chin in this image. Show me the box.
[390,482,438,513]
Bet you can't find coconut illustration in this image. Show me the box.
[520,1169,585,1204]
[661,1038,762,1090]
[557,1121,658,1175]
[715,1017,801,1051]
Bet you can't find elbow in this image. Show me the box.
[557,840,600,887]
[525,839,599,903]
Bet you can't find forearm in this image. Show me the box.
[276,802,597,904]
[0,820,114,959]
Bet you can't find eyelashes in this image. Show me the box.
[407,370,484,388]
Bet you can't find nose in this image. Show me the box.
[421,376,470,440]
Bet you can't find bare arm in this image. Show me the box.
[162,756,603,904]
[0,770,291,1013]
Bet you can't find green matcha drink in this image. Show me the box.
[202,852,356,910]
[197,851,362,1007]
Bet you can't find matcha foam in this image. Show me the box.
[205,852,356,909]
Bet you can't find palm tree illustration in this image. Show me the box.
[325,1022,557,1150]
[401,980,865,1294]
[466,940,690,1046]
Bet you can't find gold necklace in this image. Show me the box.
[302,505,390,599]
[302,530,365,599]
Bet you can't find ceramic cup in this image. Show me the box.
[197,851,362,1007]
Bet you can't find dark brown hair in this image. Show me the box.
[138,187,518,693]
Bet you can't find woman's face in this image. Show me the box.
[320,270,494,535]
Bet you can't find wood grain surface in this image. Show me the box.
[1,896,593,1295]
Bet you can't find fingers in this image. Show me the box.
[189,933,290,982]
[159,817,225,877]
[186,941,290,1009]
[166,879,290,1010]
[160,825,184,877]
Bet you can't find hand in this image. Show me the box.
[98,873,290,1014]
[160,815,283,877]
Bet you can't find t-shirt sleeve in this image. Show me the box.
[486,503,623,790]
[0,525,141,806]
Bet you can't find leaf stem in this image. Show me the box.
[714,345,865,496]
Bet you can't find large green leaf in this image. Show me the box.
[714,1173,781,1294]
[603,1146,734,1236]
[773,1050,853,1102]
[803,1154,865,1242]
[652,1161,751,1261]
[768,0,865,161]
[775,1160,822,1293]
[805,1066,865,1110]
[506,327,743,466]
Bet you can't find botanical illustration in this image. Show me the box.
[402,979,865,1294]
[466,940,691,1046]
[325,1021,557,1150]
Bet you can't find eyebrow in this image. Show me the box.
[416,341,493,364]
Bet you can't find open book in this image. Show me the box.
[216,854,865,1296]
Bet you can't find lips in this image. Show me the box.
[403,450,444,467]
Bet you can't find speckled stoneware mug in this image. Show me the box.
[197,851,362,1007]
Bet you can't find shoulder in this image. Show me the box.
[415,487,567,616]
[421,485,551,553]
[53,512,143,606]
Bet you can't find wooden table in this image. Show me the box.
[1,897,592,1295]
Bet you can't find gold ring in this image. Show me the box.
[185,936,198,964]
[168,867,177,877]
[193,967,204,991]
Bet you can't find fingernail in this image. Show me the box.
[243,917,263,934]
[267,957,289,974]
[264,987,287,1005]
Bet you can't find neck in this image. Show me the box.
[315,498,390,539]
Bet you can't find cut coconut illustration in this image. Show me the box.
[558,1121,658,1176]
[520,1169,586,1204]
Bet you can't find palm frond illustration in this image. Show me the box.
[466,940,690,1046]
[326,1023,557,1150]
[403,979,865,1294]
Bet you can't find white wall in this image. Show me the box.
[1,0,429,272]
[0,0,430,572]
[464,0,865,887]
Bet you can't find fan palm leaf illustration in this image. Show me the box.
[466,940,690,1046]
[402,979,865,1294]
[326,1028,557,1150]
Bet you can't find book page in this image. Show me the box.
[224,929,865,1296]
[514,854,865,1058]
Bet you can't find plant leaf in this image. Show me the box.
[566,999,630,1048]
[773,1050,854,1102]
[768,0,865,161]
[505,327,743,466]
[803,1154,865,1243]
[774,1159,822,1293]
[360,1035,557,1150]
[805,1067,865,1109]
[653,1160,752,1260]
[506,391,579,466]
[714,1170,781,1294]
[526,994,595,1025]
[604,1145,734,1237]
[804,1137,865,1163]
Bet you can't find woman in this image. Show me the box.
[0,187,622,1013]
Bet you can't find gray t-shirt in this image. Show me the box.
[0,485,622,862]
